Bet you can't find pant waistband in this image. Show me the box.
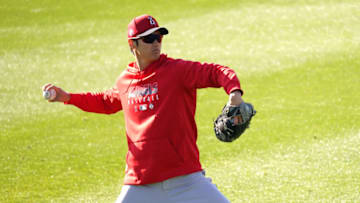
[159,171,203,190]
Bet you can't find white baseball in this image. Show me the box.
[43,89,56,100]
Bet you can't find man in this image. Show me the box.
[43,14,245,203]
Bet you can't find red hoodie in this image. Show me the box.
[65,54,242,185]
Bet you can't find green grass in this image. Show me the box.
[1,0,359,202]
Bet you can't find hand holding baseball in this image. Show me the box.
[42,83,71,102]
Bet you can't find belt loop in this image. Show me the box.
[162,178,169,190]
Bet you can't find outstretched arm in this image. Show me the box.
[178,59,242,95]
[42,83,122,114]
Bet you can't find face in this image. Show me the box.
[130,31,163,63]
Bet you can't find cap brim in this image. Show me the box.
[130,27,169,39]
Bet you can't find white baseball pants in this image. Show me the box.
[115,171,230,203]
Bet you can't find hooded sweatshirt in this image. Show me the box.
[65,54,242,185]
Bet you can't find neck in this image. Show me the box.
[135,57,151,71]
[134,55,160,71]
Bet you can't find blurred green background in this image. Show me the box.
[1,0,359,202]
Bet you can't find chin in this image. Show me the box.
[151,52,161,60]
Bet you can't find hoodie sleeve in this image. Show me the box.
[177,59,243,95]
[64,88,122,114]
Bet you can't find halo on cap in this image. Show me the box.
[131,27,168,39]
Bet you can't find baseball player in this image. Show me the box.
[43,14,255,203]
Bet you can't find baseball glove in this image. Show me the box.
[214,102,256,142]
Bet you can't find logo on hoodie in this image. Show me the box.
[128,82,159,112]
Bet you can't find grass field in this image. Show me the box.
[1,0,359,202]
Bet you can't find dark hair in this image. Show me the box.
[130,39,139,55]
[133,39,139,46]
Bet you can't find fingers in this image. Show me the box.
[42,83,51,91]
[42,83,57,102]
[42,83,55,92]
[42,83,71,103]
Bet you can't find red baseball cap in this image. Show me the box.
[128,14,169,39]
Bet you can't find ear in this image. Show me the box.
[128,39,134,49]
